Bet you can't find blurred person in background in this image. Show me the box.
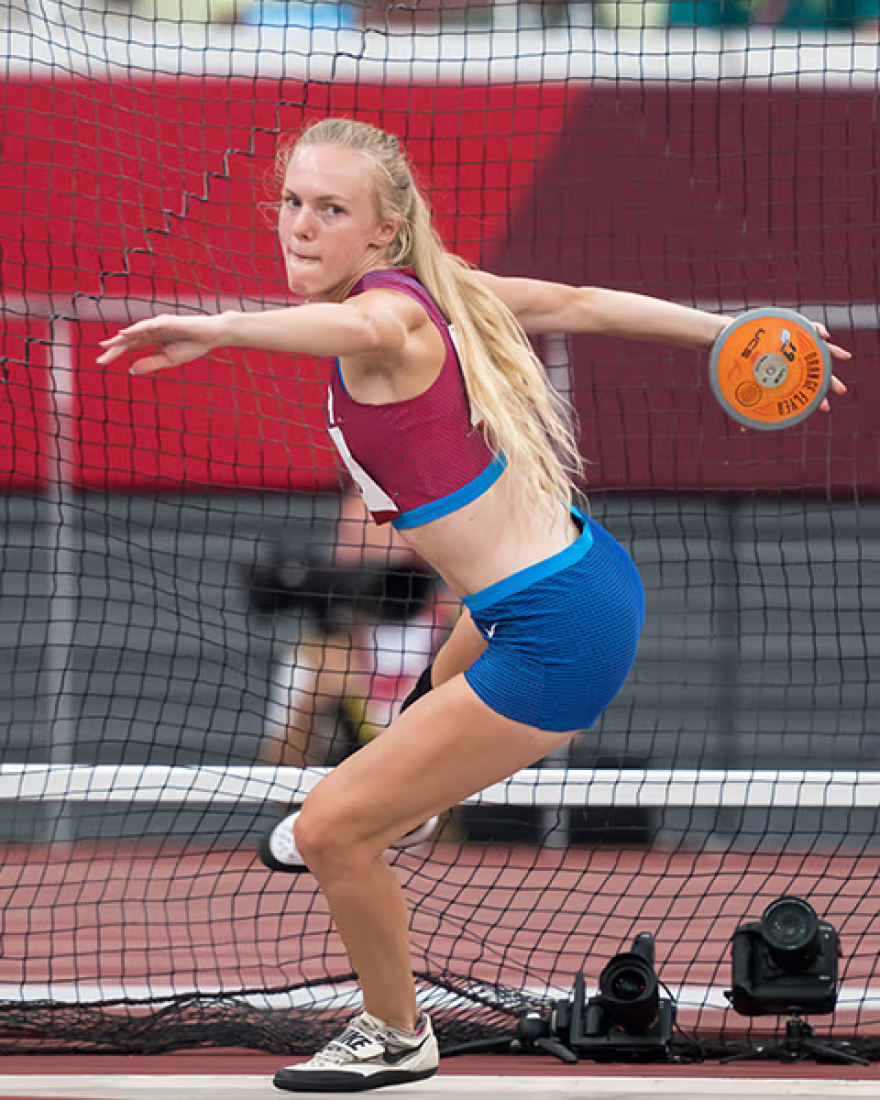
[247,485,452,768]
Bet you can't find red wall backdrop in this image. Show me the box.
[0,77,876,494]
[497,83,879,495]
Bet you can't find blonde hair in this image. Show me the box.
[277,118,583,514]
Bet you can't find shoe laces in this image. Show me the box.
[307,1014,387,1068]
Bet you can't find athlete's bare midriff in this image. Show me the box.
[395,467,580,600]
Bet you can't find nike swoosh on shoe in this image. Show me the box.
[382,1035,430,1065]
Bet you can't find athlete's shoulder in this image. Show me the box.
[352,267,422,295]
[349,269,444,332]
[345,284,432,341]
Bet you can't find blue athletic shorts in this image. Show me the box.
[462,508,644,732]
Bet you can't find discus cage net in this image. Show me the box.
[0,0,879,1061]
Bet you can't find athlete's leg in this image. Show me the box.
[293,674,574,1032]
[431,607,487,685]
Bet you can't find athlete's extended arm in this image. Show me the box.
[476,270,849,409]
[98,295,409,376]
[476,271,730,349]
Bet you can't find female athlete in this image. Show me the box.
[98,118,848,1092]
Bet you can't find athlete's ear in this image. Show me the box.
[371,214,402,250]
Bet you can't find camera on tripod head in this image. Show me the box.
[552,932,676,1062]
[727,896,840,1017]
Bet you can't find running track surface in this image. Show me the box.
[0,842,877,1036]
[0,1054,879,1100]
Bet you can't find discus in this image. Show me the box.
[708,308,832,430]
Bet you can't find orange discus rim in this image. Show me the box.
[708,308,832,430]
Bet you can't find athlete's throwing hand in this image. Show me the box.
[98,314,227,375]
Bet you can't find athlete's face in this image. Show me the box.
[278,145,399,301]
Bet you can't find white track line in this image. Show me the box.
[0,1075,878,1099]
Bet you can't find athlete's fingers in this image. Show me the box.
[812,323,851,362]
[97,334,157,365]
[819,374,848,413]
[96,344,125,365]
[830,374,847,394]
[818,375,848,412]
[97,325,163,362]
[809,323,849,413]
[129,354,174,376]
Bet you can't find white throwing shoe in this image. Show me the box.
[391,817,439,850]
[259,812,439,874]
[273,1011,438,1092]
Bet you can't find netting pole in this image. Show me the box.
[40,317,78,846]
[541,333,574,849]
[713,495,744,838]
[543,333,572,405]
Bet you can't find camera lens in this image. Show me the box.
[761,897,821,971]
[610,969,647,1002]
[599,953,659,1034]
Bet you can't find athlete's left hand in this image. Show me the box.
[98,314,227,375]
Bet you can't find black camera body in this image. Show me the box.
[728,897,839,1017]
[555,933,676,1062]
[572,990,677,1061]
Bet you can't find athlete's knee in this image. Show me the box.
[292,801,338,868]
[294,795,370,872]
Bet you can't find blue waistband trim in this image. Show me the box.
[462,505,594,613]
[391,453,508,531]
